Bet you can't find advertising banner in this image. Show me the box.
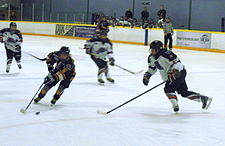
[75,26,96,38]
[55,24,75,36]
[176,31,211,48]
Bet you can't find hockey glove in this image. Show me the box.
[47,64,54,74]
[109,57,115,66]
[168,69,181,82]
[143,72,151,86]
[85,48,92,54]
[15,45,21,51]
[0,36,3,43]
[44,74,57,84]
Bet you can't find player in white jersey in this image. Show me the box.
[143,40,212,112]
[0,22,23,73]
[84,31,115,84]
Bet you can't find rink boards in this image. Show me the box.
[0,21,225,53]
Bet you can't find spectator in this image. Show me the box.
[0,10,5,20]
[163,17,174,50]
[157,5,166,20]
[142,19,149,29]
[10,11,17,21]
[149,19,155,28]
[156,15,164,28]
[141,7,149,24]
[125,8,133,19]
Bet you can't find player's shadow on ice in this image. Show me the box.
[30,103,65,112]
[140,110,215,124]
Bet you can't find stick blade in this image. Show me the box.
[96,110,107,115]
[134,69,144,74]
[20,108,26,113]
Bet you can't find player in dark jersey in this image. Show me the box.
[0,22,23,73]
[96,16,110,36]
[143,40,212,112]
[34,46,76,105]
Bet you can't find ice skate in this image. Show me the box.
[6,64,11,73]
[50,98,57,105]
[98,78,105,84]
[201,96,212,110]
[17,63,22,69]
[107,77,115,83]
[34,97,42,104]
[173,105,179,112]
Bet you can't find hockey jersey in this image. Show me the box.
[85,37,113,60]
[146,49,184,81]
[0,28,23,52]
[46,52,76,81]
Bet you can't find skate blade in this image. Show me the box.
[33,102,40,105]
[98,83,105,86]
[204,97,212,110]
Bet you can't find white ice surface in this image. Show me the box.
[0,36,225,146]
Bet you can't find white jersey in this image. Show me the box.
[0,28,23,52]
[146,49,184,81]
[86,37,113,60]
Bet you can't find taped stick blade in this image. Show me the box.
[96,110,107,115]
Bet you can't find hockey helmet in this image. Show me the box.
[59,46,70,55]
[149,40,163,51]
[10,22,17,28]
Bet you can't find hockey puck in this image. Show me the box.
[35,112,40,115]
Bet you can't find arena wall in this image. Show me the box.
[1,21,225,53]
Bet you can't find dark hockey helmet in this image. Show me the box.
[149,40,163,51]
[59,46,70,55]
[10,22,17,28]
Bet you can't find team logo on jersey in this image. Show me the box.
[96,48,106,54]
[155,61,164,70]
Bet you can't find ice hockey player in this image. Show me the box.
[143,40,212,112]
[96,16,110,36]
[34,46,76,105]
[84,31,115,84]
[0,22,23,73]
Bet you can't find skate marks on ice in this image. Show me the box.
[0,72,20,77]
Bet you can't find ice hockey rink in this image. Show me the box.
[1,35,225,146]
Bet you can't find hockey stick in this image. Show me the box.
[97,80,167,115]
[89,52,144,74]
[23,51,46,61]
[20,83,44,113]
[114,64,144,74]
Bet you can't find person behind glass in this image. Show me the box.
[149,19,155,28]
[157,5,166,20]
[141,7,149,24]
[10,11,17,21]
[125,8,133,19]
[163,17,173,50]
[0,10,5,20]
